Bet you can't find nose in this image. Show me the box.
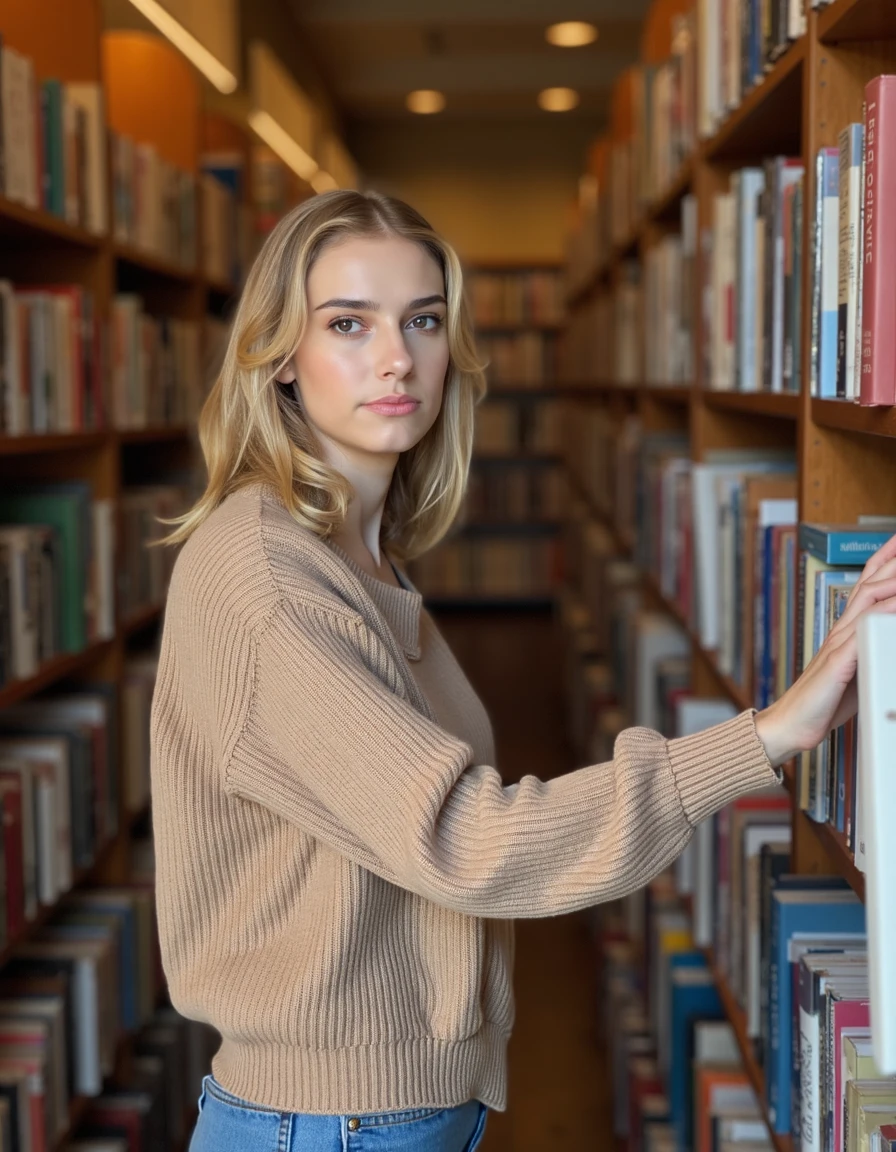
[376,322,413,381]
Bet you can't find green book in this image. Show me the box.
[0,483,91,654]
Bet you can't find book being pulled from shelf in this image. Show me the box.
[110,296,201,430]
[110,132,197,272]
[0,281,104,435]
[0,38,107,235]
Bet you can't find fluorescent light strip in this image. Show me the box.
[248,110,319,182]
[311,170,338,193]
[125,0,238,93]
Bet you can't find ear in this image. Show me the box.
[274,358,297,385]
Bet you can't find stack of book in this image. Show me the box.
[644,196,698,386]
[0,481,116,687]
[473,400,562,456]
[698,0,804,141]
[0,40,107,235]
[110,297,202,429]
[111,132,197,272]
[0,283,104,434]
[118,485,187,624]
[469,270,564,327]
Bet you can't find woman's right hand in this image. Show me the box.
[755,532,896,768]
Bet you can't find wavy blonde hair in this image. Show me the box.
[162,189,486,561]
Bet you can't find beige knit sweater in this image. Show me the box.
[149,482,779,1116]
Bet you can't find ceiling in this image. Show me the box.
[288,0,651,126]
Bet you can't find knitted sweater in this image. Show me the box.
[149,482,779,1115]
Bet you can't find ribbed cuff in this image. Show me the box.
[666,709,782,828]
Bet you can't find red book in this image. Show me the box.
[859,75,896,406]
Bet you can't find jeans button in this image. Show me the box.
[348,1118,360,1131]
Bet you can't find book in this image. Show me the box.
[812,147,840,398]
[858,76,896,406]
[856,614,896,1075]
[837,124,864,400]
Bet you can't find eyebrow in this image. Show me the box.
[314,295,447,312]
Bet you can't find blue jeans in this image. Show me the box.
[189,1074,489,1151]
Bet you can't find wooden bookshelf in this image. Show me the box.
[564,3,895,1145]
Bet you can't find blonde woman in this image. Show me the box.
[150,190,896,1152]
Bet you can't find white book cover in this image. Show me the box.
[64,83,108,236]
[735,169,766,392]
[857,613,896,1074]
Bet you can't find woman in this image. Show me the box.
[150,190,896,1152]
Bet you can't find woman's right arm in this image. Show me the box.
[221,600,776,920]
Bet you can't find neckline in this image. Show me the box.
[326,540,423,661]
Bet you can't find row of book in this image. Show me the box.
[707,158,805,394]
[0,481,184,688]
[411,535,562,600]
[478,331,559,385]
[561,267,643,386]
[0,40,106,235]
[468,271,564,327]
[110,132,196,271]
[110,297,203,430]
[699,0,804,141]
[645,198,698,386]
[0,282,217,435]
[0,667,159,951]
[463,462,566,525]
[473,399,563,456]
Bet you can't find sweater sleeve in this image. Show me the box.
[223,601,780,919]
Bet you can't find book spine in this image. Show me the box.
[819,150,841,398]
[837,125,863,399]
[859,77,896,405]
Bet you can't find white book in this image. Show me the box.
[694,1019,740,1065]
[633,613,689,730]
[838,125,864,400]
[63,84,108,236]
[856,614,896,1074]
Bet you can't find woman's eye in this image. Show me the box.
[407,314,442,331]
[331,318,362,335]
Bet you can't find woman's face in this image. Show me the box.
[283,234,450,472]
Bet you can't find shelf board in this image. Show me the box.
[455,521,561,535]
[117,425,192,444]
[818,0,896,42]
[704,952,792,1152]
[474,322,564,334]
[425,595,555,610]
[642,384,693,405]
[0,196,104,248]
[0,641,115,710]
[114,241,197,285]
[121,604,163,636]
[704,390,801,419]
[471,453,563,466]
[811,398,896,438]
[648,159,694,224]
[0,431,109,456]
[703,38,805,161]
[204,276,238,297]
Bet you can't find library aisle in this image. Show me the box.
[434,608,612,1152]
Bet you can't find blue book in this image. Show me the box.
[668,966,723,1150]
[816,148,840,397]
[798,523,896,565]
[58,901,138,1031]
[766,889,865,1132]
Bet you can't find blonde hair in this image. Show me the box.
[162,189,486,561]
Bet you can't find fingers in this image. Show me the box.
[829,571,896,637]
[855,532,896,585]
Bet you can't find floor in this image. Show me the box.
[433,608,613,1152]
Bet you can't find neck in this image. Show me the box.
[321,438,398,567]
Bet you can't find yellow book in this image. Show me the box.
[846,1081,896,1152]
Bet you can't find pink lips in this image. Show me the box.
[363,395,421,416]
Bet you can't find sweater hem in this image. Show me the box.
[210,1022,511,1115]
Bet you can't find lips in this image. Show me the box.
[362,395,421,416]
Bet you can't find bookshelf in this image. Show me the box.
[0,2,313,1145]
[411,261,567,607]
[563,0,896,1146]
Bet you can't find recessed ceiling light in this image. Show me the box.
[546,21,598,47]
[406,89,446,114]
[538,87,580,112]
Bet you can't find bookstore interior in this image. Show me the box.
[2,0,896,1148]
